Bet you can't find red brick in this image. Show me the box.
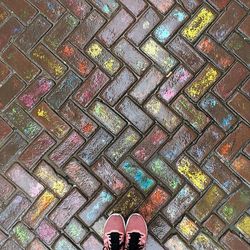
[217,123,250,162]
[0,17,23,51]
[238,15,250,38]
[18,77,54,110]
[163,184,198,224]
[172,94,210,132]
[188,124,224,163]
[36,220,58,245]
[0,175,15,202]
[44,13,78,50]
[105,126,140,164]
[243,142,250,157]
[154,8,188,44]
[79,189,114,225]
[0,60,10,81]
[81,234,103,250]
[197,36,234,71]
[117,97,153,133]
[120,0,146,16]
[132,126,168,164]
[232,154,250,184]
[145,96,181,133]
[46,71,81,110]
[64,160,100,197]
[2,45,40,81]
[78,128,113,165]
[160,125,197,162]
[139,186,170,223]
[2,0,37,23]
[60,100,97,138]
[101,68,136,106]
[74,68,109,107]
[0,230,7,247]
[119,158,155,194]
[2,240,22,250]
[89,0,119,17]
[203,155,241,194]
[207,0,230,10]
[192,233,222,249]
[92,157,129,195]
[49,131,85,167]
[158,65,193,103]
[0,132,27,168]
[31,0,65,22]
[114,38,150,76]
[200,93,237,131]
[99,9,133,47]
[32,102,70,139]
[169,36,205,72]
[15,15,52,52]
[60,0,91,19]
[49,189,86,228]
[149,0,174,14]
[209,1,246,42]
[0,194,30,230]
[89,101,126,135]
[130,66,164,104]
[179,0,202,12]
[225,33,250,67]
[150,215,171,240]
[70,10,105,50]
[0,4,9,23]
[0,117,12,141]
[59,42,94,77]
[109,188,143,218]
[31,44,67,79]
[218,185,250,223]
[221,231,250,250]
[191,184,225,222]
[19,131,55,169]
[27,239,47,250]
[242,78,250,98]
[213,62,249,100]
[86,41,121,76]
[229,91,250,123]
[127,8,160,46]
[4,103,41,140]
[203,214,226,237]
[146,156,183,192]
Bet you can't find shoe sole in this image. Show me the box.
[125,213,148,233]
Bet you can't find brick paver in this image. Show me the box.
[0,0,249,249]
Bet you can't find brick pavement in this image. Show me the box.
[0,0,249,249]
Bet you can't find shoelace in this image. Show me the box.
[126,232,144,250]
[103,232,124,250]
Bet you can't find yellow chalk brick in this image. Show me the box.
[177,156,211,191]
[182,7,215,42]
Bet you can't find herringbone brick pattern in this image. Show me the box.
[0,0,249,249]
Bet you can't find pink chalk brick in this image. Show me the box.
[6,163,44,198]
[49,131,85,167]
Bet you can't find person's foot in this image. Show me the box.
[103,214,125,250]
[125,214,147,250]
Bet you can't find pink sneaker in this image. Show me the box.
[103,214,125,250]
[125,214,148,250]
